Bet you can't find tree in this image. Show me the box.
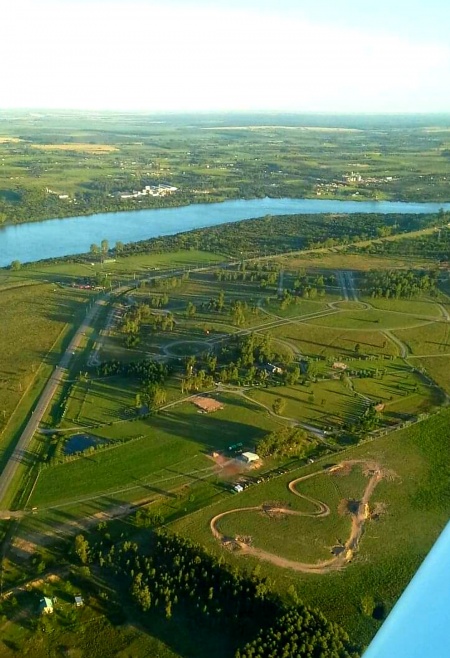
[90,243,100,255]
[74,534,90,564]
[10,260,21,271]
[272,398,286,415]
[185,301,197,318]
[115,240,124,253]
[101,239,109,254]
[217,290,225,312]
[143,383,166,408]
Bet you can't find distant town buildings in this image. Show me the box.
[120,184,178,200]
[342,171,362,183]
[45,187,70,199]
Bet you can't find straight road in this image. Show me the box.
[0,298,105,507]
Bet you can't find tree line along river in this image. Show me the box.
[1,197,450,267]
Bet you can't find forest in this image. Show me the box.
[113,212,444,260]
[364,269,439,299]
[76,529,360,658]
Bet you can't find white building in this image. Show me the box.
[240,452,260,464]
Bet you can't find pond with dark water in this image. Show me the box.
[64,433,108,455]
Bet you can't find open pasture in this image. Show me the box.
[413,356,450,394]
[394,321,450,356]
[271,322,397,358]
[29,393,280,508]
[277,251,434,272]
[63,376,140,426]
[31,142,119,152]
[0,282,88,437]
[248,380,366,430]
[171,408,450,645]
[308,307,435,330]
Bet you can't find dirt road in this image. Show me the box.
[210,460,383,574]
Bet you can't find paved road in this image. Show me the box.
[0,298,104,507]
[336,271,349,300]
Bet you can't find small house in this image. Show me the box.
[39,597,53,614]
[240,452,260,464]
[74,595,84,607]
[265,363,283,375]
[233,484,244,493]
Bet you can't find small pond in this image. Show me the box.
[64,433,108,455]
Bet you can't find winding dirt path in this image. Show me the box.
[210,460,383,574]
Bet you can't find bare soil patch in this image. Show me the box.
[192,396,224,413]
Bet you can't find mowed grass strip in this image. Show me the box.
[30,394,280,507]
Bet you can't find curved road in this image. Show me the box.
[210,460,383,573]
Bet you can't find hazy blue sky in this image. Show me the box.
[1,0,449,113]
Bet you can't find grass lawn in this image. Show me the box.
[361,296,442,317]
[395,321,450,356]
[214,467,370,564]
[248,381,365,429]
[271,322,397,357]
[414,356,450,393]
[264,299,331,318]
[308,308,434,330]
[30,393,280,508]
[64,376,140,426]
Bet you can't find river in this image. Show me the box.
[1,197,449,267]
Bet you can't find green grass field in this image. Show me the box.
[248,381,365,430]
[170,408,450,646]
[395,321,450,356]
[308,308,435,330]
[271,321,397,357]
[0,281,90,473]
[30,393,280,508]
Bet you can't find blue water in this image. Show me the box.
[64,434,107,455]
[1,197,450,266]
[364,520,450,658]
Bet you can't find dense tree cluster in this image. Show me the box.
[236,608,359,658]
[354,211,450,260]
[113,212,442,260]
[365,269,438,299]
[119,302,175,347]
[256,427,312,458]
[82,530,359,658]
[215,263,280,289]
[96,358,169,385]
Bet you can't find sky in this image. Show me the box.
[1,0,450,114]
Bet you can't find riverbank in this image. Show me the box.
[1,198,450,267]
